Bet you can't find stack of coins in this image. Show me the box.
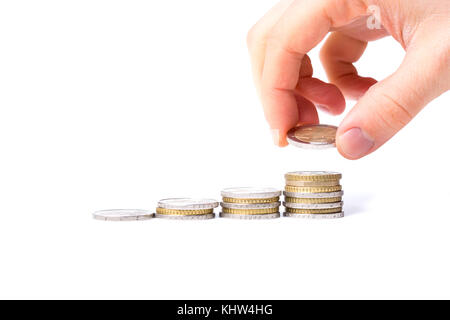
[219,187,281,219]
[155,198,219,220]
[283,171,344,219]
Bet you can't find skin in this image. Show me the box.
[247,0,450,159]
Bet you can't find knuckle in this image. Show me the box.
[368,89,414,130]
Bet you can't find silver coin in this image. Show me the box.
[220,202,281,210]
[284,212,344,219]
[219,212,280,220]
[155,213,215,220]
[93,209,154,221]
[157,198,219,210]
[283,191,344,198]
[287,125,337,149]
[283,201,343,209]
[221,187,281,199]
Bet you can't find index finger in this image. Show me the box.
[261,0,367,143]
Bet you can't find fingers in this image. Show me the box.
[247,0,295,94]
[320,32,377,100]
[337,25,450,159]
[259,0,366,145]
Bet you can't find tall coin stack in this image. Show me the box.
[220,187,281,219]
[156,198,219,220]
[283,172,344,219]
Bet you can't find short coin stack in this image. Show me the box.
[220,187,281,219]
[155,198,219,220]
[283,171,344,219]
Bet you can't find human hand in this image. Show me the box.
[247,0,449,159]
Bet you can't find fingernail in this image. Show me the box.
[339,127,374,159]
[270,129,280,146]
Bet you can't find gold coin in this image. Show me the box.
[285,171,342,181]
[284,197,342,204]
[285,207,342,214]
[285,180,340,187]
[287,125,337,148]
[222,197,279,204]
[285,185,342,193]
[222,207,279,215]
[156,207,214,216]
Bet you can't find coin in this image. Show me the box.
[222,197,280,204]
[93,209,154,221]
[285,185,342,193]
[284,196,342,204]
[285,207,343,214]
[156,213,215,220]
[285,179,341,187]
[157,198,219,210]
[220,212,280,220]
[220,202,281,210]
[222,207,280,215]
[283,201,343,209]
[156,208,214,215]
[221,187,281,199]
[287,125,337,149]
[283,191,344,198]
[284,212,344,219]
[285,171,342,181]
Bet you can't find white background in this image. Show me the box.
[0,1,449,299]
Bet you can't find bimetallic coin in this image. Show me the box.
[285,185,342,193]
[285,171,342,181]
[220,202,280,210]
[287,125,337,149]
[156,213,215,220]
[157,198,219,210]
[222,197,279,204]
[283,201,343,210]
[285,179,340,187]
[285,207,342,214]
[284,212,344,219]
[283,191,344,198]
[220,212,280,220]
[222,207,279,215]
[221,187,281,199]
[284,196,342,204]
[156,207,214,216]
[93,209,154,221]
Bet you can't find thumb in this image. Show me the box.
[336,24,450,160]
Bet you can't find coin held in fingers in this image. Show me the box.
[287,124,337,149]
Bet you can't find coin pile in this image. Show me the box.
[155,198,219,220]
[220,187,281,219]
[283,171,344,219]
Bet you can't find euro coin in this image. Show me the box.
[283,191,344,198]
[285,207,343,214]
[156,207,214,216]
[157,198,219,210]
[221,187,281,199]
[222,197,279,204]
[222,207,279,215]
[284,212,344,219]
[93,209,154,221]
[285,185,342,193]
[220,212,280,220]
[285,171,342,181]
[156,213,215,220]
[287,125,337,149]
[285,179,341,187]
[283,201,343,209]
[284,196,342,204]
[220,202,280,210]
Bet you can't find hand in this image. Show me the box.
[247,0,449,159]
